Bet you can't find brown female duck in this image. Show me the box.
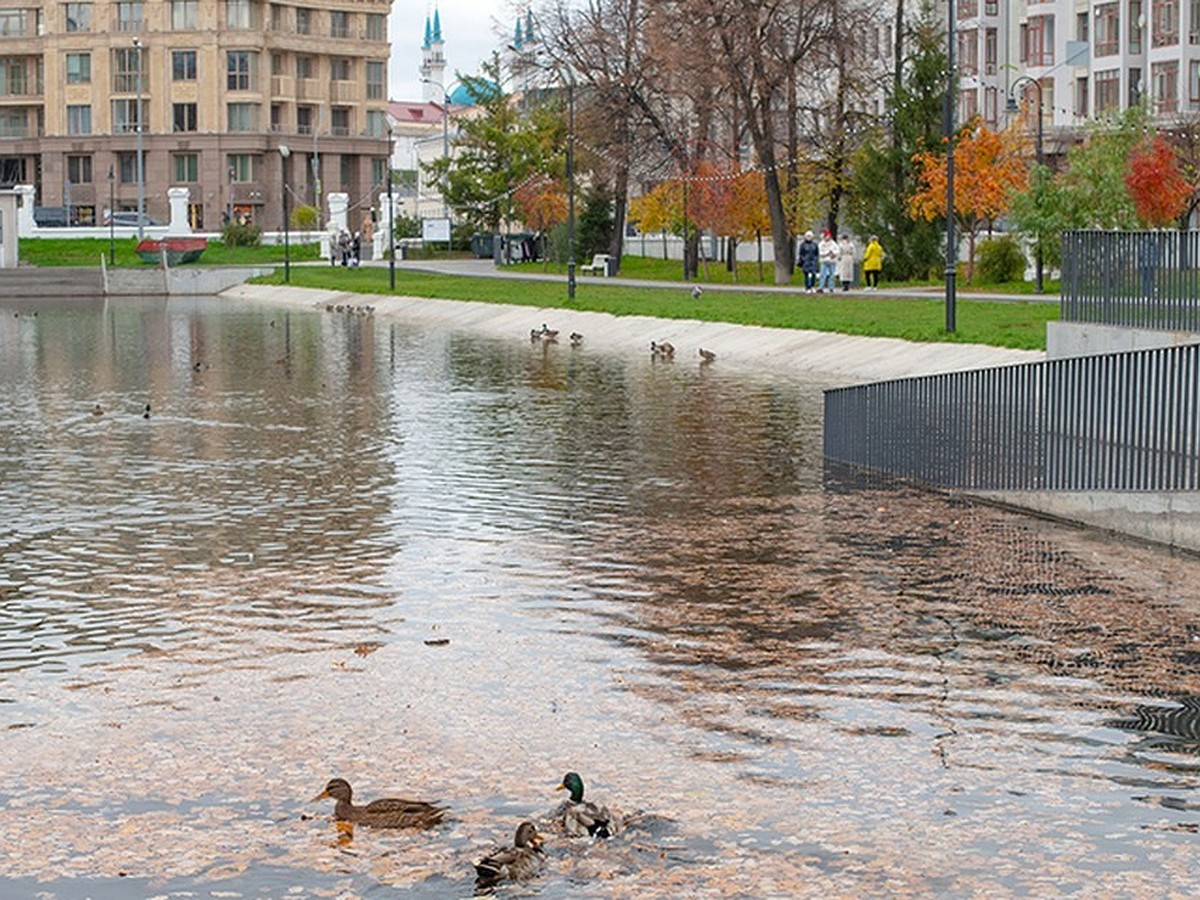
[474,821,545,887]
[311,777,447,829]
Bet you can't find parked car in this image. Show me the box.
[103,211,164,227]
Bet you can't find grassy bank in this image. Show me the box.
[19,236,321,267]
[251,265,1055,350]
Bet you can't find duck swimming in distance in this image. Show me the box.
[311,777,447,829]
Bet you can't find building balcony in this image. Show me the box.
[271,75,294,97]
[296,77,320,100]
[330,81,357,102]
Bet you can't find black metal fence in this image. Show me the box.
[823,343,1200,491]
[1061,230,1200,331]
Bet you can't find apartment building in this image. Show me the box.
[0,0,392,229]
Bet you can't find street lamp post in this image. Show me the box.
[133,37,144,241]
[566,72,576,299]
[227,165,236,224]
[944,0,957,333]
[279,145,291,283]
[107,165,115,265]
[386,120,395,290]
[1006,76,1045,294]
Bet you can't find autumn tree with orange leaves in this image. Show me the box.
[909,119,1029,282]
[1124,135,1190,227]
[514,176,568,233]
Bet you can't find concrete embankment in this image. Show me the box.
[221,283,1043,384]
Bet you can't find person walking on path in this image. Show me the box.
[797,231,819,293]
[837,234,856,292]
[817,231,838,293]
[862,235,883,291]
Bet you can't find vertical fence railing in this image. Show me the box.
[1061,230,1200,332]
[824,344,1200,492]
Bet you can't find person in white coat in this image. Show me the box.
[817,231,839,293]
[837,235,857,291]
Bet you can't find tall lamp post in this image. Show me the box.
[386,120,395,290]
[944,0,957,333]
[133,37,144,241]
[279,145,291,283]
[565,71,576,299]
[1006,76,1045,294]
[107,165,115,265]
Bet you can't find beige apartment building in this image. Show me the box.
[0,0,392,229]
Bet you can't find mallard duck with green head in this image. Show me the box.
[311,777,447,829]
[552,771,622,838]
[474,821,545,887]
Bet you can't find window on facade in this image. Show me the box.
[0,10,28,36]
[171,0,196,30]
[1153,0,1179,47]
[366,109,387,137]
[66,104,91,134]
[365,13,384,40]
[330,10,348,38]
[985,0,998,13]
[296,55,314,79]
[1153,60,1179,111]
[0,59,28,96]
[1077,12,1089,41]
[1191,0,1200,43]
[173,152,198,182]
[331,107,349,135]
[1190,60,1200,104]
[1025,16,1054,65]
[330,58,351,81]
[1095,3,1119,55]
[227,153,258,181]
[1095,68,1120,112]
[227,50,255,90]
[958,29,978,76]
[270,103,282,130]
[226,0,253,29]
[983,86,998,125]
[115,1,143,32]
[117,151,139,183]
[173,102,197,131]
[295,6,310,34]
[271,53,284,76]
[112,47,141,93]
[111,98,144,133]
[0,110,27,138]
[64,2,91,32]
[297,105,313,134]
[1130,0,1144,52]
[959,89,978,121]
[372,156,386,187]
[1130,67,1143,105]
[172,49,197,81]
[269,2,284,29]
[984,28,997,74]
[958,0,977,18]
[65,52,90,84]
[1075,76,1089,117]
[366,61,385,100]
[227,102,257,131]
[67,154,92,183]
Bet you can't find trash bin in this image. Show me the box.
[606,255,619,277]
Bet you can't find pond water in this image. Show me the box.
[2,294,1200,898]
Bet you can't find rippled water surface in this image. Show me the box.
[2,295,1200,898]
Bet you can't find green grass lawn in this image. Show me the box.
[252,264,1056,350]
[19,236,322,267]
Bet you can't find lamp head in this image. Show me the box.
[1005,96,1020,114]
[279,145,290,158]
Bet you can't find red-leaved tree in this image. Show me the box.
[1125,135,1190,227]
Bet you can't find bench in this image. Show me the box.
[579,253,610,276]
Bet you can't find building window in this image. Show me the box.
[1130,0,1144,52]
[171,0,196,30]
[66,104,92,135]
[295,6,310,34]
[365,13,384,40]
[366,109,387,137]
[295,55,314,79]
[115,1,143,32]
[1192,0,1200,43]
[958,0,977,18]
[112,47,142,93]
[188,203,204,229]
[959,88,978,121]
[958,29,978,76]
[296,104,313,134]
[271,52,284,76]
[172,102,197,131]
[1075,76,1089,117]
[330,106,350,135]
[227,50,256,90]
[984,28,997,74]
[172,49,197,81]
[0,110,28,138]
[67,154,92,183]
[0,10,29,36]
[227,153,259,181]
[64,2,92,32]
[1153,60,1179,111]
[1095,3,1119,56]
[1130,67,1143,105]
[366,61,384,100]
[270,103,282,130]
[111,98,145,133]
[269,2,284,30]
[1077,12,1089,42]
[1153,0,1178,47]
[117,151,139,183]
[227,102,258,131]
[1025,15,1054,65]
[1190,60,1200,105]
[330,10,349,38]
[330,58,351,82]
[1095,68,1119,113]
[0,58,29,96]
[226,0,253,29]
[985,0,998,13]
[173,152,198,182]
[372,156,386,186]
[66,52,90,84]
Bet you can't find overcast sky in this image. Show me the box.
[389,3,513,101]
